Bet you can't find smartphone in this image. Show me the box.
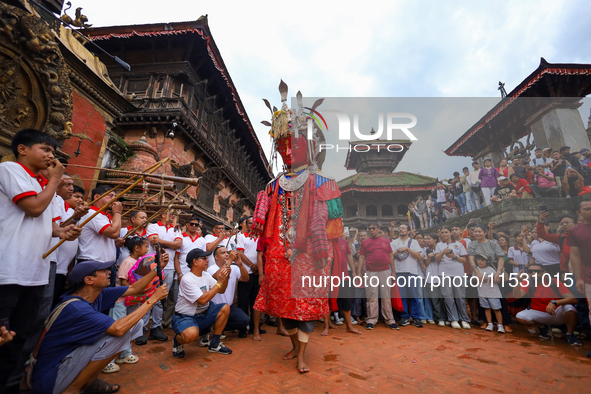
[0,317,10,331]
[522,225,528,231]
[566,165,572,170]
[473,218,482,224]
[539,205,548,212]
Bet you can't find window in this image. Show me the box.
[198,182,215,209]
[346,205,357,217]
[171,80,183,98]
[153,78,165,97]
[381,204,393,216]
[397,204,407,215]
[366,205,377,216]
[126,79,150,97]
[191,96,199,118]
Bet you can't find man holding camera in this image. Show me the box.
[513,264,581,346]
[530,165,560,198]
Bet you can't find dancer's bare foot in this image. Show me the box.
[252,331,262,341]
[297,357,310,373]
[283,348,299,360]
[321,327,329,336]
[346,326,362,335]
[276,327,289,337]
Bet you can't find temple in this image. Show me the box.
[338,138,437,229]
[0,1,271,228]
[445,58,591,164]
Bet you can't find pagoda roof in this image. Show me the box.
[83,17,271,177]
[445,58,591,157]
[344,140,412,171]
[338,171,437,193]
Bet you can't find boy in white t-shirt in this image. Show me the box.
[0,129,80,391]
[474,254,505,333]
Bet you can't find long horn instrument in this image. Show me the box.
[122,181,197,240]
[120,190,165,217]
[43,158,171,259]
[74,179,175,191]
[60,160,167,228]
[65,164,200,186]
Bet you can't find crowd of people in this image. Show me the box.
[1,129,591,393]
[406,147,591,229]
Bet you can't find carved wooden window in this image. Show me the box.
[381,204,393,216]
[366,205,378,216]
[210,123,217,142]
[171,80,183,98]
[198,182,215,209]
[397,204,407,216]
[346,205,357,217]
[191,96,199,119]
[201,111,208,130]
[153,78,165,98]
[126,79,150,98]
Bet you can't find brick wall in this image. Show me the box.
[60,89,108,195]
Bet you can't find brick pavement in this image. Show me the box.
[103,322,590,393]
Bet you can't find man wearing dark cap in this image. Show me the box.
[171,248,232,358]
[30,258,169,394]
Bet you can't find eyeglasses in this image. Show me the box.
[188,223,200,227]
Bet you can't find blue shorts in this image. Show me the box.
[479,297,502,310]
[171,302,226,335]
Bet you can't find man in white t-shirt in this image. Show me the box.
[235,216,265,337]
[203,222,229,267]
[0,129,80,392]
[174,216,205,280]
[77,185,122,264]
[532,148,552,173]
[53,175,89,306]
[390,224,425,328]
[207,246,250,337]
[171,248,232,358]
[146,211,182,335]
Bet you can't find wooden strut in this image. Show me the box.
[43,158,171,259]
[122,181,198,240]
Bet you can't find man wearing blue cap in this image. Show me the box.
[30,256,169,394]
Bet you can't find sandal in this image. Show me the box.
[115,354,139,364]
[82,378,120,393]
[503,325,513,333]
[101,362,120,374]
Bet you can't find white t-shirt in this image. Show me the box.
[435,241,468,278]
[463,238,472,249]
[47,194,64,264]
[390,237,423,275]
[176,271,217,315]
[236,232,258,274]
[116,226,147,268]
[207,264,241,306]
[477,266,502,299]
[146,222,182,271]
[176,233,205,275]
[77,207,116,262]
[203,234,228,267]
[0,162,53,286]
[56,199,79,274]
[530,239,561,266]
[532,157,551,173]
[507,246,530,273]
[425,248,439,282]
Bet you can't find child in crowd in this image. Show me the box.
[508,232,529,273]
[103,236,150,373]
[475,254,505,333]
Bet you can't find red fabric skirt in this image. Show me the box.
[254,204,330,321]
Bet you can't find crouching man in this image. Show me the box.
[172,248,232,358]
[30,257,169,394]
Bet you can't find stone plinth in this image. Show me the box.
[429,196,586,235]
[529,106,591,153]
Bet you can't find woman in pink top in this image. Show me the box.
[479,158,500,206]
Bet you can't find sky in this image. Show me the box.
[70,0,591,181]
